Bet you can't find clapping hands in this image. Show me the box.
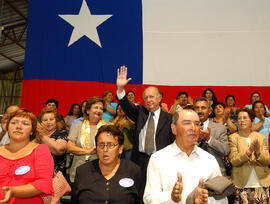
[198,127,211,142]
[171,173,208,203]
[246,139,260,157]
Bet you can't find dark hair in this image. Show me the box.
[95,125,124,146]
[6,108,37,141]
[4,104,20,114]
[81,100,87,107]
[80,100,87,117]
[114,104,127,120]
[45,98,59,109]
[252,101,266,116]
[194,97,211,109]
[250,92,260,103]
[176,92,188,99]
[85,97,104,118]
[213,102,225,110]
[126,91,135,96]
[236,107,255,121]
[225,95,235,107]
[183,104,194,110]
[67,104,81,116]
[202,88,218,104]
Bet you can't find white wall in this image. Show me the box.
[143,0,270,86]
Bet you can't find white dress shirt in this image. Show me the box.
[244,138,262,188]
[143,142,228,204]
[117,90,160,153]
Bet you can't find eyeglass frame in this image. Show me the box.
[97,142,119,150]
[237,116,250,121]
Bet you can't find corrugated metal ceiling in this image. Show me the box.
[0,0,28,73]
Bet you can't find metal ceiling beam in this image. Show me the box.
[0,39,25,48]
[10,68,18,104]
[0,64,24,73]
[2,30,25,50]
[12,28,17,41]
[4,0,27,21]
[18,25,27,40]
[0,22,27,47]
[0,52,23,66]
[2,21,27,30]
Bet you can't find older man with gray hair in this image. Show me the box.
[116,66,174,189]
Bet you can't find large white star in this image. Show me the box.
[59,0,112,47]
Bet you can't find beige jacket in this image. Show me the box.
[229,131,270,188]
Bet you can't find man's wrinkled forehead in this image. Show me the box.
[143,87,159,97]
[178,109,199,121]
[194,101,208,109]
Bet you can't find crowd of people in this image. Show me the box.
[0,66,269,203]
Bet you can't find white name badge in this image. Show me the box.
[15,166,31,175]
[119,178,134,188]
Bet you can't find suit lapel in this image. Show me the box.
[208,120,214,128]
[142,108,149,126]
[156,110,166,136]
[137,108,149,133]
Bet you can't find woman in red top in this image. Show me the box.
[0,109,54,204]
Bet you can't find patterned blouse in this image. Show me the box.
[50,130,68,172]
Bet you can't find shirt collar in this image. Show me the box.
[201,118,209,130]
[150,107,161,118]
[171,141,200,158]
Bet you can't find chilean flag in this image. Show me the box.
[22,0,270,115]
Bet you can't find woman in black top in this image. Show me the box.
[74,125,143,204]
[37,109,68,173]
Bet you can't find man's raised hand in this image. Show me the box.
[116,65,132,93]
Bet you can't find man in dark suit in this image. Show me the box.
[194,97,230,176]
[116,66,174,182]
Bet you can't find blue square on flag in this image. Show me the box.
[24,0,143,84]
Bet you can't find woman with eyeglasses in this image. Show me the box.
[73,125,143,204]
[228,107,270,203]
